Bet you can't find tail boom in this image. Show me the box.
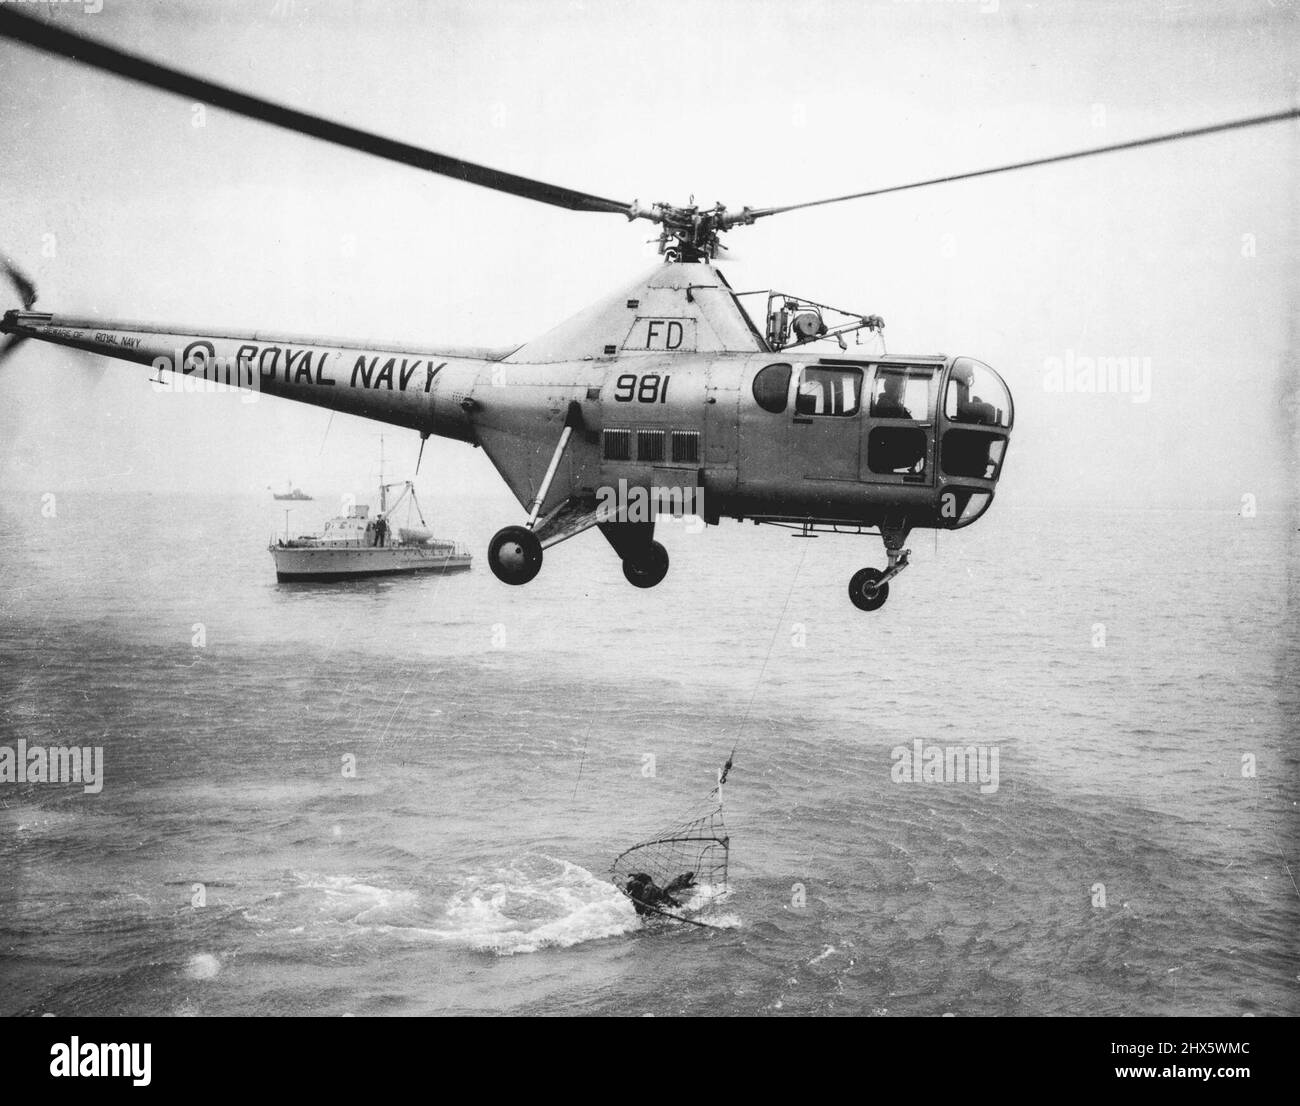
[0,309,489,443]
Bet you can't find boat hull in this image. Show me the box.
[270,545,472,581]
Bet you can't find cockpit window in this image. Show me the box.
[945,358,1012,428]
[795,366,863,417]
[752,363,791,413]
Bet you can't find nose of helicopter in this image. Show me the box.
[937,357,1013,528]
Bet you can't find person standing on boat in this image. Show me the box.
[374,515,388,547]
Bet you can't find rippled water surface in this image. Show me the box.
[1,494,1295,1016]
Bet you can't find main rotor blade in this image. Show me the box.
[0,9,631,216]
[743,108,1300,221]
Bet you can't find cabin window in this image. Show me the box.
[795,366,863,417]
[603,428,631,461]
[637,429,666,463]
[870,366,939,421]
[868,426,927,475]
[671,430,700,463]
[752,363,792,413]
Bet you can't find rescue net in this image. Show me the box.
[610,758,732,928]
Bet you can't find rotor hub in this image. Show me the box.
[627,200,755,263]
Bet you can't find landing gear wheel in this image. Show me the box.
[488,525,543,586]
[622,540,669,589]
[849,567,889,611]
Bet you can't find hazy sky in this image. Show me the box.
[0,0,1295,513]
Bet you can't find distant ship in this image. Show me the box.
[269,478,471,582]
[272,479,313,501]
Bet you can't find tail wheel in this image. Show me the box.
[488,525,543,585]
[622,540,669,589]
[849,567,889,611]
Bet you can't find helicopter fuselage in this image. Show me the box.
[464,349,1012,536]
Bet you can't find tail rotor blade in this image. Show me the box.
[2,256,38,310]
[0,333,28,365]
[0,331,105,383]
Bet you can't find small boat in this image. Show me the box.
[269,479,471,581]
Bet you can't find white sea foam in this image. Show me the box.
[663,882,740,929]
[183,952,220,980]
[293,872,419,924]
[290,861,733,952]
[428,854,639,955]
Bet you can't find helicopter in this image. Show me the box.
[1,12,1295,611]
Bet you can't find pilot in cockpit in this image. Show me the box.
[951,363,998,425]
[871,374,913,420]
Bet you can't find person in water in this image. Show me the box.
[625,871,696,915]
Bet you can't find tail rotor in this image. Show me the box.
[0,255,38,366]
